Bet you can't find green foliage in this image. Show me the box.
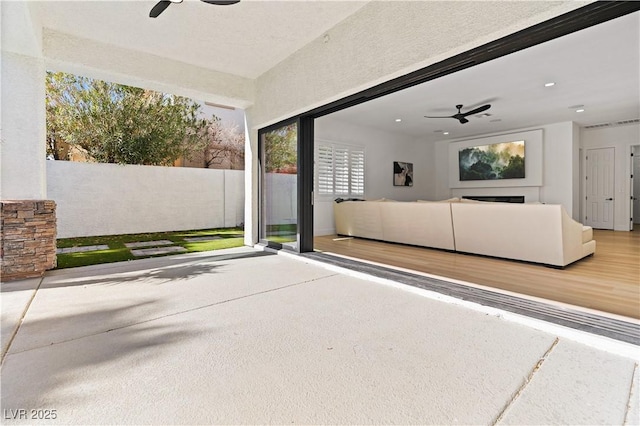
[46,71,208,165]
[264,123,297,173]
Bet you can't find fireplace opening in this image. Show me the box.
[462,196,525,203]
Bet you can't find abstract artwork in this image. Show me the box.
[393,161,413,186]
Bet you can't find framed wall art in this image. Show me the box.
[458,141,525,181]
[393,161,413,187]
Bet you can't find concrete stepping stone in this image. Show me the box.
[57,245,110,254]
[183,236,222,242]
[125,240,174,249]
[130,246,187,257]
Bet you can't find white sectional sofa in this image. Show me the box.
[334,199,455,250]
[333,199,595,267]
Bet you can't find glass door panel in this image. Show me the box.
[261,122,298,249]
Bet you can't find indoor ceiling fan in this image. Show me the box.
[150,0,240,18]
[424,104,491,124]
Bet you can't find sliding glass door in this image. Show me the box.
[260,122,298,249]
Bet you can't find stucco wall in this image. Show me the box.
[1,52,47,200]
[47,161,244,238]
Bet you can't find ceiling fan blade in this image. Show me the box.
[461,104,491,117]
[424,115,453,119]
[201,0,240,4]
[150,0,171,17]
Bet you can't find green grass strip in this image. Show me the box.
[56,227,244,269]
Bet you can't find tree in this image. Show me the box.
[264,123,297,173]
[45,71,207,166]
[198,115,245,169]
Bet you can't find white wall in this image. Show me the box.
[540,122,579,216]
[47,161,244,238]
[433,121,580,219]
[0,52,46,200]
[581,123,640,231]
[313,117,434,235]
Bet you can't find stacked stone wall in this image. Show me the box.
[1,200,57,281]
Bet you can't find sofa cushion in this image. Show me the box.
[582,226,593,244]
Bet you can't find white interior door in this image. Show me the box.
[585,147,615,230]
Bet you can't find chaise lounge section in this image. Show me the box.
[333,199,595,267]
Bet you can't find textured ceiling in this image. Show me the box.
[32,0,368,79]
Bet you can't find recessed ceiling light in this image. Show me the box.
[443,132,449,135]
[395,118,402,122]
[576,109,585,113]
[544,82,556,87]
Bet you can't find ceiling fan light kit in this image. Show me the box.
[424,103,492,124]
[149,0,240,18]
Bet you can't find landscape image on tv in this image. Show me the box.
[458,141,525,181]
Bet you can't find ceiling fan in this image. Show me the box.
[150,0,240,18]
[424,104,491,124]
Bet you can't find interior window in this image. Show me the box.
[316,141,365,198]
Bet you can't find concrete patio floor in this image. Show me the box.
[1,246,639,425]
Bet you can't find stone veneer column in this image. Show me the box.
[1,200,57,281]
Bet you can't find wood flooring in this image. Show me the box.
[314,229,640,319]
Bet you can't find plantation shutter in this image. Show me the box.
[349,149,365,195]
[315,141,365,198]
[334,147,350,195]
[316,144,334,195]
